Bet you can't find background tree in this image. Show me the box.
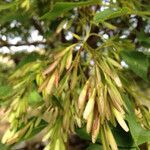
[0,0,150,149]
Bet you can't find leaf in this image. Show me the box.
[28,90,43,106]
[0,4,29,25]
[16,52,42,70]
[0,12,28,25]
[86,144,103,150]
[119,148,136,150]
[41,0,100,20]
[0,2,16,12]
[111,125,135,148]
[94,8,150,24]
[123,95,150,145]
[87,143,136,150]
[94,7,130,24]
[75,127,92,141]
[137,31,150,48]
[121,51,149,82]
[76,126,136,148]
[0,142,10,150]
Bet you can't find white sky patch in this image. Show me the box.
[99,31,105,35]
[90,60,95,66]
[65,31,73,41]
[100,6,109,11]
[10,46,29,53]
[10,45,37,53]
[120,35,127,39]
[1,35,6,41]
[10,20,21,28]
[122,30,130,36]
[121,60,128,68]
[102,0,110,5]
[97,42,101,46]
[130,14,136,18]
[30,30,43,42]
[103,34,109,39]
[75,45,81,50]
[0,47,10,53]
[8,37,22,44]
[145,21,150,33]
[26,45,36,52]
[100,0,110,11]
[0,28,46,53]
[74,43,82,52]
[10,20,17,28]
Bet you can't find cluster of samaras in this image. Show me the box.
[35,44,129,150]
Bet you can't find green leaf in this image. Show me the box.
[28,90,43,106]
[94,7,130,24]
[121,51,149,82]
[86,144,103,150]
[111,125,135,148]
[137,31,150,48]
[75,127,92,141]
[76,126,135,148]
[0,10,29,25]
[86,143,136,150]
[0,2,16,12]
[124,95,150,145]
[119,148,136,150]
[0,142,10,150]
[94,8,150,24]
[16,53,41,70]
[41,0,100,20]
